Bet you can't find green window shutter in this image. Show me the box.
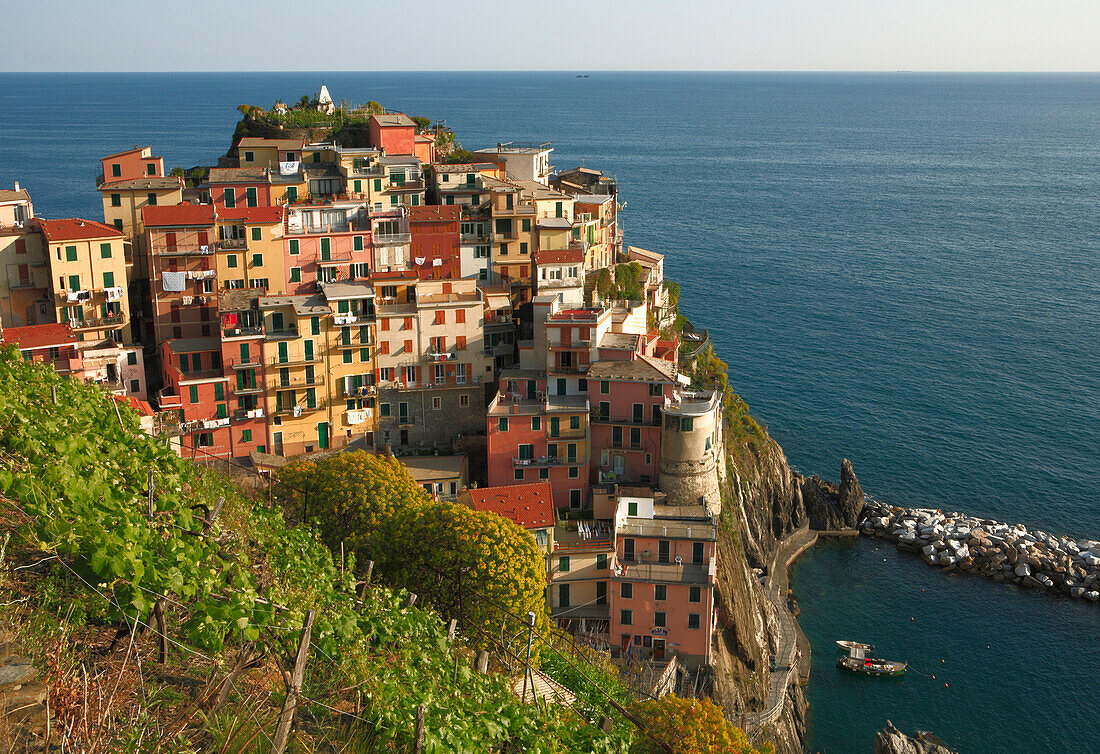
[520,242,527,254]
[353,179,361,192]
[286,186,298,202]
[289,239,299,255]
[100,242,112,258]
[68,274,80,291]
[522,219,530,232]
[389,195,398,206]
[110,194,121,207]
[360,348,369,362]
[251,227,261,241]
[103,271,114,288]
[242,430,252,442]
[342,350,352,364]
[341,327,351,346]
[320,238,330,260]
[189,385,198,404]
[306,388,316,408]
[239,344,249,362]
[359,325,369,341]
[411,194,419,206]
[353,235,363,251]
[245,187,257,207]
[337,300,349,313]
[310,316,320,335]
[304,340,314,360]
[252,254,262,267]
[445,195,454,205]
[373,179,382,192]
[127,352,137,366]
[224,188,235,208]
[570,415,579,429]
[312,152,320,163]
[227,255,237,268]
[290,267,301,282]
[214,383,224,401]
[216,403,227,419]
[65,246,78,262]
[277,342,288,363]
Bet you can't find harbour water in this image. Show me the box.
[2,71,1097,751]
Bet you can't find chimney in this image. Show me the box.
[14,181,19,191]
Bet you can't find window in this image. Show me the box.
[620,610,632,626]
[654,611,666,628]
[459,392,470,409]
[600,380,610,394]
[654,584,666,601]
[434,310,445,325]
[539,468,549,480]
[620,582,632,599]
[251,227,262,241]
[379,403,391,417]
[65,245,78,262]
[252,254,263,267]
[320,238,331,260]
[569,489,582,508]
[67,274,80,291]
[251,278,268,290]
[111,163,121,177]
[522,218,531,232]
[110,193,121,207]
[224,188,235,208]
[290,267,301,282]
[687,614,701,630]
[196,433,214,447]
[498,417,508,432]
[245,187,257,207]
[114,219,123,231]
[285,186,298,202]
[310,316,320,335]
[342,350,352,364]
[689,586,702,603]
[518,444,534,460]
[681,417,694,431]
[630,427,641,448]
[628,501,638,516]
[360,347,369,362]
[126,352,137,366]
[596,553,607,570]
[558,556,570,573]
[514,469,524,481]
[650,383,662,397]
[289,239,300,256]
[658,540,670,564]
[568,466,579,479]
[693,542,705,564]
[227,254,238,268]
[570,415,579,430]
[147,193,157,205]
[353,235,364,251]
[99,242,113,259]
[622,538,635,561]
[531,416,541,431]
[520,242,528,255]
[558,583,570,608]
[130,379,140,393]
[432,396,441,411]
[103,271,114,288]
[241,429,252,442]
[188,385,198,404]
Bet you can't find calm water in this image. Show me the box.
[2,72,1097,751]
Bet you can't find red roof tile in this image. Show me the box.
[0,323,77,350]
[114,394,154,416]
[534,248,584,264]
[408,205,460,223]
[142,203,215,227]
[38,218,124,242]
[465,482,555,529]
[218,206,284,224]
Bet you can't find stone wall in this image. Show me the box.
[376,384,486,451]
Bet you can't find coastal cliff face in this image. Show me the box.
[708,399,864,752]
[875,721,957,754]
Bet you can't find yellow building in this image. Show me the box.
[215,206,287,294]
[40,219,131,345]
[0,187,51,327]
[317,281,378,449]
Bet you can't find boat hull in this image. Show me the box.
[836,657,906,676]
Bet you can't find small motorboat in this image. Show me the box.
[837,655,907,677]
[836,640,874,655]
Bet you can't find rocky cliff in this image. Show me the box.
[875,721,956,754]
[708,397,864,753]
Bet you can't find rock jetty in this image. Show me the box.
[860,502,1100,603]
[874,720,956,754]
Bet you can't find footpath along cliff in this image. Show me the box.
[693,381,863,753]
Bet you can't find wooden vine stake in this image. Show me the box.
[153,597,168,664]
[414,704,426,754]
[271,609,315,754]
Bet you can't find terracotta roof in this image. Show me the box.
[100,146,151,160]
[114,394,154,416]
[627,246,663,264]
[371,113,415,128]
[465,482,555,529]
[434,162,498,174]
[408,205,460,223]
[208,167,269,184]
[415,134,434,142]
[98,177,181,191]
[237,137,304,150]
[401,455,468,483]
[0,189,31,203]
[219,206,283,224]
[142,203,215,227]
[0,323,76,350]
[534,248,584,265]
[586,355,677,384]
[39,218,124,242]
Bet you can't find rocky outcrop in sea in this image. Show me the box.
[861,502,1100,602]
[874,721,956,754]
[797,457,864,531]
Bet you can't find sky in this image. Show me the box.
[1,0,1097,72]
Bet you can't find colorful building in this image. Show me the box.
[0,185,51,327]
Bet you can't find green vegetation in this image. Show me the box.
[596,263,645,303]
[630,696,771,754]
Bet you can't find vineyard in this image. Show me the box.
[0,346,638,752]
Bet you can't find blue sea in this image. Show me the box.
[1,72,1097,752]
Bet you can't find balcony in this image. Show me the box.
[332,312,373,325]
[549,338,592,350]
[548,363,588,375]
[223,325,264,339]
[217,238,248,250]
[264,326,299,341]
[547,426,587,440]
[71,312,126,330]
[273,398,328,416]
[512,456,579,468]
[387,178,425,191]
[232,383,264,395]
[591,413,661,427]
[426,347,458,363]
[271,373,325,388]
[373,232,411,245]
[227,357,262,370]
[232,408,265,422]
[153,244,215,257]
[268,353,324,366]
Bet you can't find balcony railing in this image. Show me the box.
[268,353,324,366]
[373,232,411,245]
[513,456,578,468]
[71,312,125,330]
[273,398,328,416]
[223,326,264,339]
[591,413,661,426]
[264,326,299,341]
[232,408,265,421]
[271,374,325,388]
[217,238,248,250]
[152,244,215,257]
[548,363,588,375]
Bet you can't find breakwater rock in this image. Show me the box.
[798,457,864,531]
[874,720,956,754]
[861,502,1100,602]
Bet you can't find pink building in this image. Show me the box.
[99,146,165,183]
[486,371,591,510]
[608,490,717,668]
[587,356,678,486]
[207,168,274,210]
[369,114,416,155]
